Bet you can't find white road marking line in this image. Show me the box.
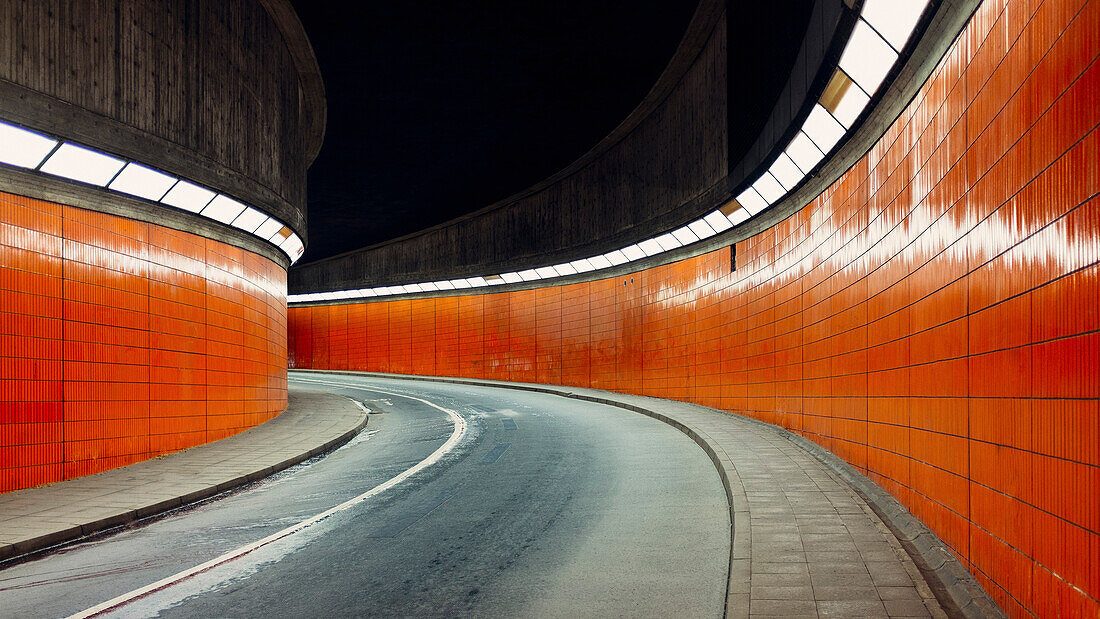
[69,381,467,619]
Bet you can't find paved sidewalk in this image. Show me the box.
[0,386,367,562]
[298,370,1001,619]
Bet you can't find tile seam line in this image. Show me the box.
[294,369,1002,618]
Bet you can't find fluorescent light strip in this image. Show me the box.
[637,239,663,257]
[291,10,926,302]
[0,118,305,264]
[671,226,700,245]
[161,180,216,213]
[802,104,847,154]
[839,20,897,95]
[604,250,629,266]
[736,187,769,215]
[768,153,804,190]
[40,143,125,186]
[688,219,717,239]
[588,255,613,270]
[569,259,596,273]
[831,82,871,128]
[654,233,681,252]
[201,195,247,224]
[861,0,928,51]
[703,210,733,233]
[727,208,751,226]
[231,207,268,234]
[0,121,58,168]
[109,163,177,201]
[552,263,577,277]
[254,218,285,240]
[785,131,825,172]
[752,172,786,204]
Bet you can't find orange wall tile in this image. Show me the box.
[1,192,287,492]
[288,1,1098,614]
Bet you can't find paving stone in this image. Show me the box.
[884,598,934,617]
[750,599,818,616]
[810,571,875,588]
[750,585,816,600]
[754,562,811,574]
[818,599,889,617]
[753,572,813,588]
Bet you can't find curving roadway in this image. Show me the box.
[0,372,730,617]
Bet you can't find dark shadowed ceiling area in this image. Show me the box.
[291,0,813,265]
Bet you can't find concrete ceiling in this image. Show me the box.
[291,0,812,265]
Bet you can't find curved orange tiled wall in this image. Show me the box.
[1,191,288,493]
[288,0,1097,615]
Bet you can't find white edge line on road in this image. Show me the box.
[69,380,467,619]
[349,397,371,414]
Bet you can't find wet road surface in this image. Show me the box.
[0,372,729,617]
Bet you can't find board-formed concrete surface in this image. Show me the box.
[0,387,367,562]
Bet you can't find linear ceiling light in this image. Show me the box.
[768,152,804,190]
[839,20,897,95]
[802,104,847,154]
[654,233,682,252]
[688,218,717,239]
[201,195,247,224]
[671,225,700,245]
[552,263,577,277]
[0,121,58,168]
[161,180,216,213]
[108,162,177,201]
[280,233,305,260]
[254,218,285,241]
[231,206,268,234]
[40,143,125,186]
[570,258,596,273]
[861,0,929,51]
[785,131,825,172]
[604,250,630,265]
[636,238,663,257]
[735,187,769,215]
[703,210,733,233]
[620,245,646,262]
[588,255,614,270]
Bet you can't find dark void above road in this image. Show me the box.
[0,375,729,617]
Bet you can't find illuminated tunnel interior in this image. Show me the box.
[0,0,1096,617]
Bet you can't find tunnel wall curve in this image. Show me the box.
[0,0,318,492]
[0,0,323,236]
[287,0,1099,615]
[2,190,288,492]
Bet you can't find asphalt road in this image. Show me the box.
[0,373,729,617]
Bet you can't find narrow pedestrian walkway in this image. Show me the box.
[0,387,366,562]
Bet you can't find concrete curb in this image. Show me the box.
[0,390,368,565]
[294,369,1003,619]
